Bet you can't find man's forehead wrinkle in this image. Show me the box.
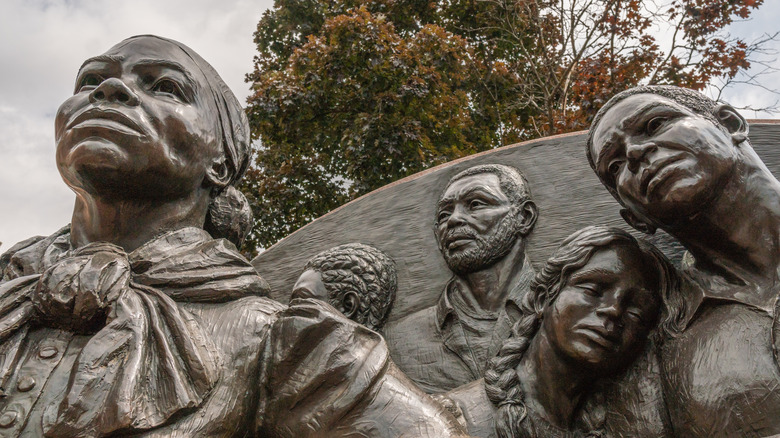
[438,182,502,207]
[79,54,124,72]
[451,184,504,201]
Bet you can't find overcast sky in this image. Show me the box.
[0,0,777,250]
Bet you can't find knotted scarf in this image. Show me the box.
[0,226,269,437]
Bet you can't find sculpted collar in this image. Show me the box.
[677,251,780,330]
[435,255,535,330]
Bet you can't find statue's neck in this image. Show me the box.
[518,331,589,429]
[69,189,211,253]
[459,241,526,313]
[669,165,780,287]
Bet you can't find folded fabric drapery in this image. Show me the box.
[0,226,269,437]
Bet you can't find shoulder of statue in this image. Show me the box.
[189,295,285,324]
[0,225,70,280]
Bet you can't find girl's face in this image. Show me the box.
[542,244,661,374]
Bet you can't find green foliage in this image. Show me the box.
[243,5,525,252]
[242,0,772,254]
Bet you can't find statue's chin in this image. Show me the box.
[63,136,131,169]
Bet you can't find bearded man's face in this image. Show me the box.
[435,174,520,275]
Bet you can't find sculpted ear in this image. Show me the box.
[341,291,360,320]
[515,200,538,236]
[205,157,231,191]
[714,104,749,144]
[620,208,656,235]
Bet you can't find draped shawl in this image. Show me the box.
[0,226,269,437]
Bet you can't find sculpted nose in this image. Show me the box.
[89,78,139,106]
[625,141,657,173]
[446,205,468,227]
[596,295,624,324]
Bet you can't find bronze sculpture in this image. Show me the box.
[6,29,780,438]
[588,85,780,437]
[441,226,676,438]
[0,35,468,437]
[291,242,397,331]
[384,164,538,393]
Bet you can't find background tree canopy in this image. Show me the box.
[242,0,775,254]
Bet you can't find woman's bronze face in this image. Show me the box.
[542,244,661,374]
[55,37,222,201]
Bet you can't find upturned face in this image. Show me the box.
[434,173,519,275]
[55,37,222,201]
[542,244,661,374]
[590,94,738,225]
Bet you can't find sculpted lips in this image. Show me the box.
[577,324,620,349]
[445,228,477,250]
[67,108,146,137]
[639,154,684,196]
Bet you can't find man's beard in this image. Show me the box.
[441,213,520,276]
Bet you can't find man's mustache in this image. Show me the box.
[445,227,481,245]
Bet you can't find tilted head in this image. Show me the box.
[434,164,538,276]
[292,243,397,331]
[527,226,677,371]
[586,85,749,233]
[55,35,252,246]
[484,226,679,437]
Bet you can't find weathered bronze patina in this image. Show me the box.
[441,226,676,438]
[5,33,780,438]
[588,85,780,437]
[384,164,538,393]
[292,242,397,331]
[0,35,467,438]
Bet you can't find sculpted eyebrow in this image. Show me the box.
[133,58,196,84]
[569,267,616,282]
[438,185,501,209]
[460,185,502,200]
[78,54,123,71]
[619,102,668,130]
[437,198,453,210]
[595,132,619,170]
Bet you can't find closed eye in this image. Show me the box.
[624,308,651,325]
[626,309,642,320]
[579,283,601,297]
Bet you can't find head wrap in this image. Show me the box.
[112,35,251,186]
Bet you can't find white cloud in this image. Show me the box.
[714,2,780,118]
